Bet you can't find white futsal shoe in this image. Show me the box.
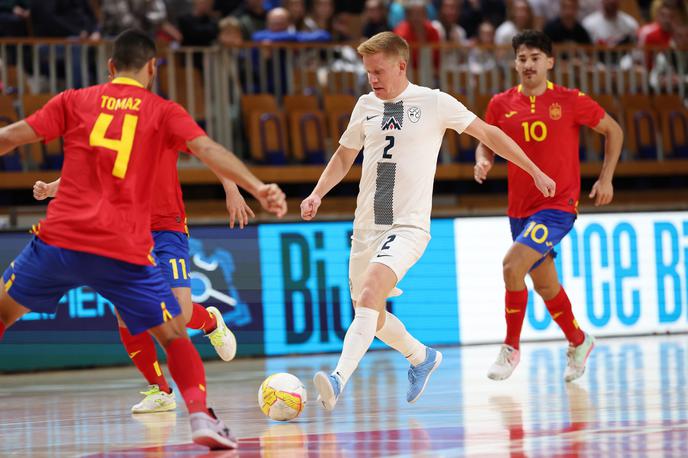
[487,344,521,381]
[190,408,238,449]
[564,333,595,382]
[205,306,237,362]
[131,385,177,414]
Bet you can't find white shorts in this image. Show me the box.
[349,225,431,301]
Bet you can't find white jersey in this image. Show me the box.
[339,83,476,231]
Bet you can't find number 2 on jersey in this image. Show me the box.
[89,113,139,179]
[383,135,394,159]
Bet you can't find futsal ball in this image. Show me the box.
[258,373,307,421]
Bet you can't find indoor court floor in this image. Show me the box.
[1,334,687,457]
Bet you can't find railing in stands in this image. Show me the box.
[0,39,686,167]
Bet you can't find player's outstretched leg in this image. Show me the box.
[532,259,594,382]
[544,288,594,382]
[375,311,442,403]
[150,316,237,449]
[314,306,378,411]
[117,323,177,413]
[186,303,237,362]
[487,290,526,380]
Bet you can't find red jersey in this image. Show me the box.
[485,82,605,218]
[26,77,205,265]
[150,149,188,234]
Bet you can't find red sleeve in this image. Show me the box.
[164,102,207,154]
[484,97,500,125]
[573,91,605,128]
[25,92,68,142]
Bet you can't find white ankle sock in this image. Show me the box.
[333,307,379,385]
[376,311,426,366]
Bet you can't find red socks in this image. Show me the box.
[118,326,171,393]
[186,303,217,334]
[545,287,585,346]
[504,289,528,349]
[0,321,5,341]
[165,337,208,414]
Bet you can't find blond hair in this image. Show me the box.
[357,32,410,62]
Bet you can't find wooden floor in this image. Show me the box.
[1,334,687,457]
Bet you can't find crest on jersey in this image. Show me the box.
[408,106,421,123]
[549,102,562,120]
[381,101,404,130]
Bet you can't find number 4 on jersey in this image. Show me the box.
[89,113,139,178]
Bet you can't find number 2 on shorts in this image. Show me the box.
[381,234,396,250]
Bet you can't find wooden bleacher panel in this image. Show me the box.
[620,94,660,159]
[283,95,326,163]
[653,94,688,158]
[21,94,62,169]
[323,94,356,145]
[0,96,20,170]
[241,94,288,163]
[325,71,357,95]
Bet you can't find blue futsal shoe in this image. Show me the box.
[407,347,443,403]
[313,371,343,411]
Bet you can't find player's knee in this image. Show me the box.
[357,286,384,311]
[535,283,559,302]
[502,258,526,285]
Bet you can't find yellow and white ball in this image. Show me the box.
[258,373,307,421]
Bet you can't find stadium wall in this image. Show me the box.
[1,211,686,372]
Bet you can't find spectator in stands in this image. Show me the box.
[582,0,639,46]
[284,0,309,31]
[252,6,331,41]
[394,0,441,70]
[495,0,535,46]
[30,0,99,89]
[218,15,244,47]
[459,0,506,39]
[100,0,183,42]
[468,20,498,74]
[638,0,678,48]
[165,0,194,27]
[214,0,242,16]
[362,0,389,38]
[236,0,266,40]
[433,0,468,44]
[0,0,29,37]
[389,0,437,31]
[304,0,334,34]
[30,0,98,39]
[650,17,688,92]
[527,0,559,30]
[544,0,592,45]
[178,0,219,46]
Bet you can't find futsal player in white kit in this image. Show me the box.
[300,31,556,411]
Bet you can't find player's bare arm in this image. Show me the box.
[188,136,287,217]
[588,113,623,207]
[33,178,61,201]
[465,117,556,197]
[221,178,255,229]
[0,120,41,155]
[301,144,359,221]
[474,142,496,184]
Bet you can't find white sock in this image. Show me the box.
[376,311,426,366]
[333,307,379,385]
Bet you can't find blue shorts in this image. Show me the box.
[509,209,577,271]
[2,237,181,335]
[153,231,191,289]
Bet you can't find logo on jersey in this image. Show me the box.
[382,101,404,130]
[505,111,518,118]
[408,106,421,123]
[549,103,562,120]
